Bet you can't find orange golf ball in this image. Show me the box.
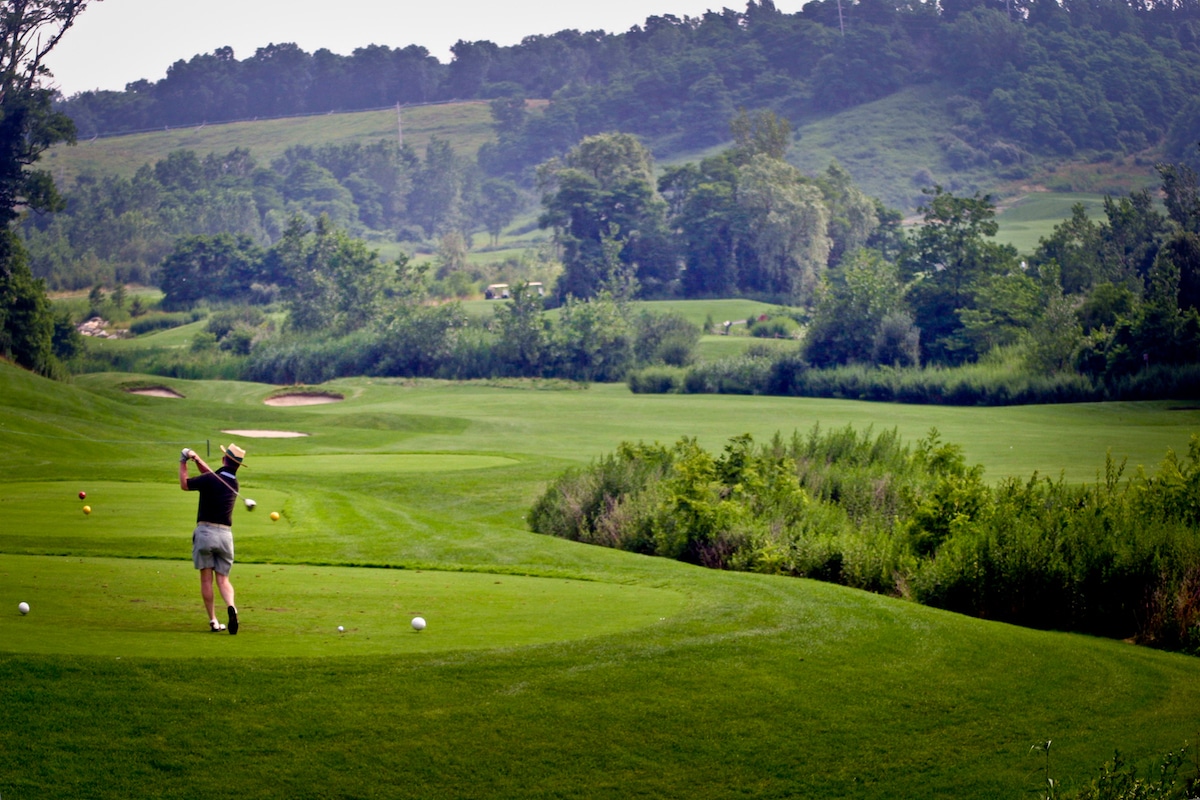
[270,512,280,521]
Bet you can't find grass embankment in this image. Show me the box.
[1,363,1198,797]
[44,101,500,185]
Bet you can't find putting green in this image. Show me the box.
[0,554,687,658]
[251,453,518,475]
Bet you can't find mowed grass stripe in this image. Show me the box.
[252,453,517,475]
[0,554,686,658]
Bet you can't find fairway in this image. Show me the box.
[251,453,518,475]
[0,554,685,658]
[2,362,1200,799]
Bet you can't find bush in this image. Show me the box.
[749,316,798,338]
[634,311,701,367]
[207,307,265,339]
[628,366,684,393]
[530,429,1200,654]
[129,311,204,336]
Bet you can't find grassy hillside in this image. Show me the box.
[44,101,498,184]
[789,84,1160,215]
[2,362,1199,797]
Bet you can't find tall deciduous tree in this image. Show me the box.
[902,186,1019,364]
[538,133,672,300]
[736,154,831,301]
[0,0,96,373]
[275,215,397,334]
[804,248,905,367]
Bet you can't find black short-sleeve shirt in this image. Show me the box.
[187,469,239,526]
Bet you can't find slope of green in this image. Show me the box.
[994,192,1108,253]
[789,84,1158,214]
[790,85,978,212]
[44,101,496,184]
[1,362,1199,798]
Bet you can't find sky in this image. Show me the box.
[45,0,804,97]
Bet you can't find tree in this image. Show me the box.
[1031,203,1103,294]
[478,179,521,245]
[538,133,671,300]
[0,0,97,373]
[902,186,1020,364]
[551,292,634,382]
[729,108,793,163]
[1100,190,1167,289]
[409,137,465,239]
[817,161,881,266]
[804,248,905,366]
[159,233,264,309]
[494,281,548,375]
[275,215,397,334]
[736,154,831,301]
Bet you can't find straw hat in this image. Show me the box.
[220,443,247,465]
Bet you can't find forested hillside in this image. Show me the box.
[58,0,1200,173]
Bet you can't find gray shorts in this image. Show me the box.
[192,523,235,574]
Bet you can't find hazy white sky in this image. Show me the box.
[46,0,804,97]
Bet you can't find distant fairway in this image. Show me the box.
[2,362,1199,799]
[994,191,1109,253]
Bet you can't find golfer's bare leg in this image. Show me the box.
[215,572,235,610]
[200,568,216,621]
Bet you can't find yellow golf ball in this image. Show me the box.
[270,511,280,521]
[82,505,91,515]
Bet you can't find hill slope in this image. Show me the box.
[45,100,497,185]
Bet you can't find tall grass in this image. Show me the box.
[530,425,1200,653]
[630,349,1200,406]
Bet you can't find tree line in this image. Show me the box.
[21,138,522,290]
[611,142,1200,399]
[57,0,1200,174]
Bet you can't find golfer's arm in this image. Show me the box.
[193,456,213,475]
[179,459,190,490]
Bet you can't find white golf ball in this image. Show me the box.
[18,602,29,615]
[337,625,344,632]
[411,616,426,631]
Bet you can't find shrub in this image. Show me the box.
[749,317,797,338]
[207,307,265,339]
[530,429,1200,654]
[129,311,203,336]
[628,366,684,394]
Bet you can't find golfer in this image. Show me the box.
[180,443,245,634]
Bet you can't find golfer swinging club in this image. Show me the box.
[180,443,245,634]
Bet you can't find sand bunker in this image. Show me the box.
[263,392,344,407]
[221,429,309,438]
[126,387,184,399]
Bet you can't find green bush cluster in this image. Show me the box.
[244,299,700,385]
[530,426,1200,653]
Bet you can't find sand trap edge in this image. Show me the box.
[125,387,184,399]
[222,429,309,438]
[263,392,344,407]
